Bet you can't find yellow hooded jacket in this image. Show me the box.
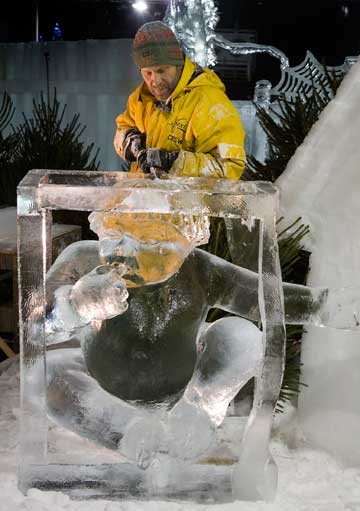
[114,56,246,180]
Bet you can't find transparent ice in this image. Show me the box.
[17,171,360,502]
[164,0,289,70]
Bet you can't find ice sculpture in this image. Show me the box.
[270,51,357,100]
[17,171,360,502]
[165,0,219,67]
[165,0,289,70]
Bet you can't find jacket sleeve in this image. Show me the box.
[114,95,138,159]
[170,90,246,180]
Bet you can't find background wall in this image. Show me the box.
[0,39,141,170]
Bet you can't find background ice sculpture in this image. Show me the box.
[165,0,219,67]
[277,56,360,465]
[165,0,289,70]
[270,51,357,100]
[18,171,287,502]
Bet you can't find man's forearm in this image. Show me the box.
[170,150,246,180]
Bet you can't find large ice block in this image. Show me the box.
[17,170,285,502]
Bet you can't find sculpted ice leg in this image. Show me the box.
[40,348,163,461]
[115,317,263,466]
[45,349,136,447]
[188,317,263,423]
[164,317,263,459]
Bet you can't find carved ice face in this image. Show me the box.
[88,212,210,287]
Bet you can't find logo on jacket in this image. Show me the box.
[168,119,188,147]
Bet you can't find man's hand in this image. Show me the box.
[70,264,129,322]
[137,148,179,174]
[122,128,146,162]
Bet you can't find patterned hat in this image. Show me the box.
[133,21,184,68]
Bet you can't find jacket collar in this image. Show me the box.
[169,56,197,100]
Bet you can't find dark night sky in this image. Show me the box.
[1,0,360,95]
[2,1,359,58]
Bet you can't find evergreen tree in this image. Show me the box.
[0,93,18,205]
[0,90,100,237]
[0,90,100,206]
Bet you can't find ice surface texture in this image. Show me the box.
[18,171,355,502]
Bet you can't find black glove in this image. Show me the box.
[137,148,179,173]
[122,128,146,162]
[137,149,151,173]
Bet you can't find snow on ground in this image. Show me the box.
[1,357,360,511]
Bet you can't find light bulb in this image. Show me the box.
[132,1,148,12]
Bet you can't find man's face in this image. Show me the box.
[141,64,182,102]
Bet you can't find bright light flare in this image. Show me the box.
[132,1,148,12]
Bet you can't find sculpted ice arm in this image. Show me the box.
[45,241,128,342]
[46,240,99,307]
[45,241,99,341]
[197,250,260,320]
[283,283,360,329]
[200,250,360,329]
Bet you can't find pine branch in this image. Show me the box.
[0,92,15,132]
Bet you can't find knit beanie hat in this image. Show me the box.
[133,21,184,69]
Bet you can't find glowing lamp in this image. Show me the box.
[132,1,148,12]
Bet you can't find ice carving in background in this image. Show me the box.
[270,51,357,99]
[165,0,219,67]
[165,1,289,70]
[276,56,360,465]
[213,35,289,71]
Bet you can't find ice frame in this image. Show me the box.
[17,170,285,502]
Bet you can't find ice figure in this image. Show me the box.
[164,0,289,70]
[276,57,360,465]
[17,171,360,502]
[165,0,219,67]
[44,210,266,469]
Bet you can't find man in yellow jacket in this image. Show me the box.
[114,21,246,180]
